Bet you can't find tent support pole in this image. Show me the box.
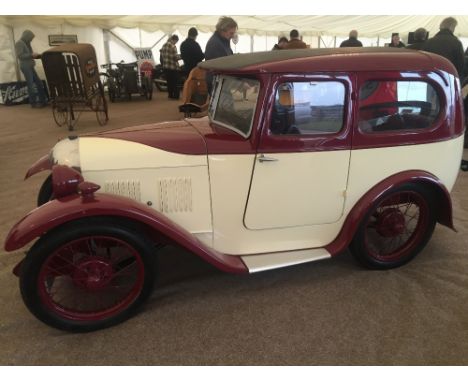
[151,34,167,49]
[103,29,111,64]
[107,29,136,51]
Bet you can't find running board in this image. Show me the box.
[241,248,331,273]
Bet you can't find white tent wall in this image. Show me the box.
[0,24,17,83]
[0,21,106,83]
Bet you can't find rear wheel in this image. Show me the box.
[20,218,156,332]
[349,183,437,269]
[52,104,68,127]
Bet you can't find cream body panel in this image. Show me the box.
[79,137,206,171]
[209,137,461,255]
[78,137,212,234]
[345,136,464,217]
[241,248,331,273]
[209,154,346,255]
[82,166,212,233]
[245,151,350,229]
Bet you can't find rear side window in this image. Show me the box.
[358,80,440,133]
[270,81,345,135]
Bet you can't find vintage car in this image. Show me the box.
[4,48,465,332]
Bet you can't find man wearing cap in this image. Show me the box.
[180,27,205,76]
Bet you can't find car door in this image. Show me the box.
[244,74,354,230]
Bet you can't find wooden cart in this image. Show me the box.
[41,43,109,130]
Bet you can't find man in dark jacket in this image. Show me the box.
[14,29,47,108]
[340,30,363,47]
[422,17,464,78]
[406,28,428,50]
[180,27,205,76]
[205,16,238,94]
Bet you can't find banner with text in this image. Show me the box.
[134,48,155,78]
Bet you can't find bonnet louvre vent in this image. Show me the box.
[104,180,141,201]
[159,177,193,213]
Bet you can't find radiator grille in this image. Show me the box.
[104,180,141,201]
[159,177,193,213]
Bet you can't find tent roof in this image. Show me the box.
[2,15,468,38]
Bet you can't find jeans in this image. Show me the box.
[20,63,47,106]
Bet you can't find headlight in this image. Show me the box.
[51,136,81,170]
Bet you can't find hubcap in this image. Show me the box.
[376,208,406,237]
[72,257,114,290]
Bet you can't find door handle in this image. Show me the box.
[257,154,278,163]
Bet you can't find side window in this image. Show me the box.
[358,80,440,133]
[270,81,345,135]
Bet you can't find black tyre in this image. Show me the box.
[349,183,437,269]
[37,174,53,206]
[20,218,157,332]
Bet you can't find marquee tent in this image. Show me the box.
[1,15,467,83]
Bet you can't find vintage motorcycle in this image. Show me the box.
[100,62,153,102]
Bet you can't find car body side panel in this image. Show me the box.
[79,137,206,171]
[244,150,350,229]
[345,135,463,209]
[82,166,213,234]
[208,136,461,255]
[78,137,213,234]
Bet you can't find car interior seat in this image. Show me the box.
[178,67,209,118]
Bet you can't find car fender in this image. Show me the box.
[325,170,454,256]
[25,154,52,179]
[4,193,248,274]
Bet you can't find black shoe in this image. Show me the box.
[461,159,468,172]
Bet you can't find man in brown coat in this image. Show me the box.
[284,29,307,49]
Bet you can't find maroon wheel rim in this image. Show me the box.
[37,236,145,322]
[364,191,430,262]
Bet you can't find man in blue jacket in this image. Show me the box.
[205,16,238,94]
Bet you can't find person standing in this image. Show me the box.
[15,29,47,108]
[422,17,464,79]
[340,30,363,47]
[284,29,307,49]
[272,36,289,50]
[180,27,205,76]
[406,28,428,50]
[205,16,238,94]
[389,33,405,48]
[160,34,181,99]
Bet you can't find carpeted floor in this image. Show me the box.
[0,91,467,365]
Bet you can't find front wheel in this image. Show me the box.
[37,174,53,206]
[349,183,437,269]
[20,218,156,332]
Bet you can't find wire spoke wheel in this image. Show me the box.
[37,235,144,322]
[364,191,428,262]
[350,184,436,269]
[92,93,108,126]
[20,219,156,332]
[52,104,68,127]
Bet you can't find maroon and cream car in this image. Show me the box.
[4,48,465,331]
